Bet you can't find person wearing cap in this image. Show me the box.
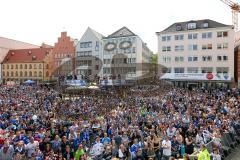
[197,144,210,160]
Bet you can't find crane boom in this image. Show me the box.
[220,0,240,31]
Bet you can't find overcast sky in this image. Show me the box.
[0,0,233,52]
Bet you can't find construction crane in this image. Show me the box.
[221,0,240,31]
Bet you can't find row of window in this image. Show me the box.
[162,55,228,62]
[80,42,92,48]
[162,43,228,52]
[54,53,71,59]
[76,60,92,66]
[103,67,136,74]
[162,67,229,74]
[2,64,46,70]
[2,71,49,77]
[77,51,92,57]
[105,47,136,54]
[103,58,136,64]
[162,31,228,41]
[104,37,136,44]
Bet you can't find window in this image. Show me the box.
[188,33,198,39]
[34,71,37,77]
[11,65,13,69]
[175,56,184,62]
[10,71,13,77]
[188,44,198,51]
[29,71,32,77]
[174,67,184,73]
[202,32,212,39]
[46,71,49,77]
[15,65,18,69]
[218,55,228,61]
[162,36,171,41]
[15,71,18,77]
[162,46,171,52]
[2,71,5,76]
[217,67,229,74]
[20,64,23,69]
[175,45,184,52]
[25,64,27,69]
[202,56,212,61]
[95,41,99,51]
[188,56,198,62]
[217,43,228,49]
[80,42,92,48]
[95,65,99,70]
[7,65,9,69]
[202,44,212,50]
[187,23,197,29]
[217,56,222,61]
[39,71,42,77]
[7,72,9,76]
[46,64,49,69]
[2,65,4,70]
[202,22,209,28]
[176,25,182,31]
[217,31,228,37]
[39,64,42,69]
[162,56,171,62]
[201,67,213,73]
[29,64,32,69]
[175,35,184,40]
[223,43,228,49]
[187,67,198,73]
[20,71,23,77]
[24,71,27,77]
[162,68,171,73]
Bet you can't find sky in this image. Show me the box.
[0,0,234,52]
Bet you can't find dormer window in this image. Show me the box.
[187,23,197,30]
[202,22,209,28]
[176,25,182,31]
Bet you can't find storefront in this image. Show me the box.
[160,73,232,89]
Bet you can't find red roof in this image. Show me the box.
[3,48,52,63]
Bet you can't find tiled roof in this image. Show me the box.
[156,19,233,34]
[2,48,52,63]
[105,26,136,39]
[0,37,39,62]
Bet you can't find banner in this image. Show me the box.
[100,79,126,86]
[160,73,231,81]
[66,80,87,86]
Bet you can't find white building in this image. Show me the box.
[102,27,153,81]
[156,19,234,88]
[76,27,153,83]
[75,27,104,80]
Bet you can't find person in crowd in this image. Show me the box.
[162,136,171,160]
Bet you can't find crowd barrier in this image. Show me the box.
[190,125,240,160]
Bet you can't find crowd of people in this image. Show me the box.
[0,83,239,160]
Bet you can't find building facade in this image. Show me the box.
[52,32,77,79]
[0,37,38,83]
[75,27,103,81]
[156,19,234,88]
[2,47,52,84]
[102,27,153,81]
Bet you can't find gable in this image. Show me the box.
[108,27,136,38]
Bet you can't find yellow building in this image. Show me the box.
[2,47,53,84]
